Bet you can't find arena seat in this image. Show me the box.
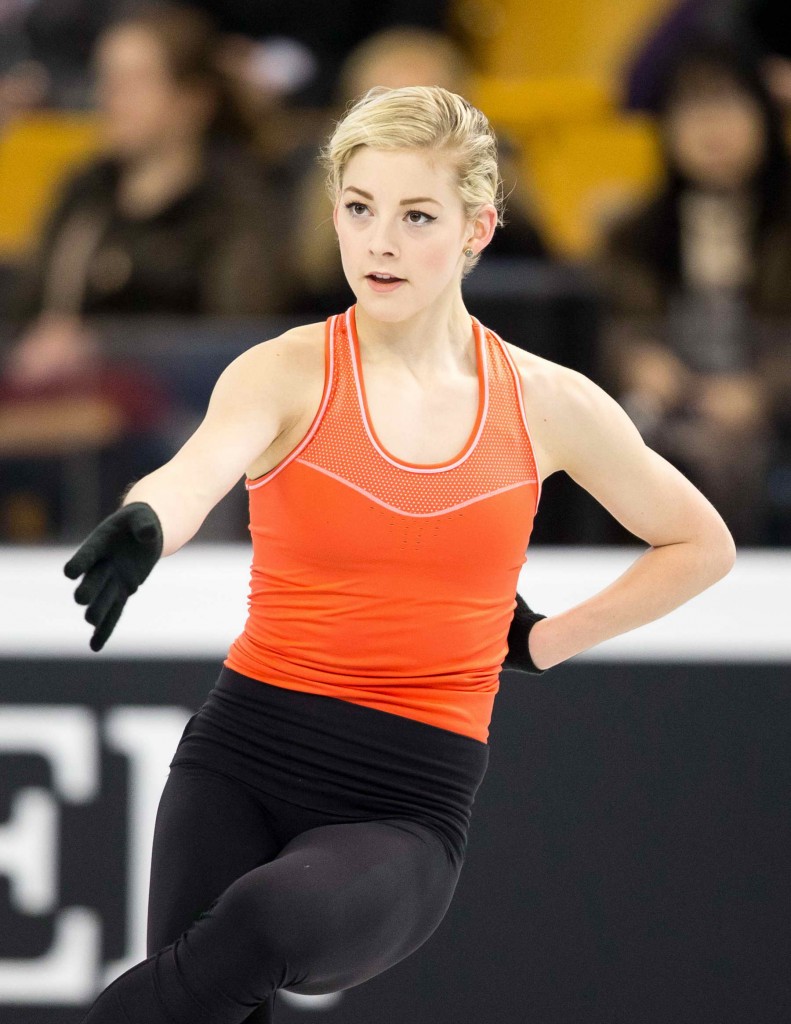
[521,112,662,256]
[0,112,100,259]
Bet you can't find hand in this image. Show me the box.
[64,503,163,651]
[5,314,97,388]
[503,592,547,674]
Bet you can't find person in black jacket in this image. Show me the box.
[0,5,291,541]
[598,40,791,544]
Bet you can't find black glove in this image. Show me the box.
[64,502,163,652]
[503,592,547,674]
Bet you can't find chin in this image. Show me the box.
[355,294,425,324]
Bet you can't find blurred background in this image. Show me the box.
[2,0,791,547]
[1,2,790,1022]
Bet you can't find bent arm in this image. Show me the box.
[525,368,736,670]
[122,336,299,557]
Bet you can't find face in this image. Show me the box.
[333,146,495,322]
[95,27,213,157]
[665,83,766,190]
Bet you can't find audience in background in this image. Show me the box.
[0,4,290,542]
[624,0,791,127]
[5,5,289,331]
[0,0,124,113]
[179,0,458,107]
[289,25,552,314]
[597,40,791,544]
[4,5,791,546]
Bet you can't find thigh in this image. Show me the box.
[146,763,281,955]
[209,817,461,998]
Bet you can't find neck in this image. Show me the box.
[354,286,474,377]
[117,142,204,218]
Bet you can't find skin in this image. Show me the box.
[123,146,735,670]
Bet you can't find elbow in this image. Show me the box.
[704,518,737,584]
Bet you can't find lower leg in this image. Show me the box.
[144,765,282,1023]
[81,940,278,1024]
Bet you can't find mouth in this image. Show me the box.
[365,272,406,292]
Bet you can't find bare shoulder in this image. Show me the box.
[502,340,607,479]
[501,343,734,556]
[503,340,570,400]
[221,320,326,390]
[207,320,326,425]
[217,321,330,480]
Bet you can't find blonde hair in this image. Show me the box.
[321,85,504,272]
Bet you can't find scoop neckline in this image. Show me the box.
[347,304,488,471]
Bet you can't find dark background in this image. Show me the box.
[1,656,789,1023]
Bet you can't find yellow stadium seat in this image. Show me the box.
[521,113,663,257]
[472,74,612,131]
[0,113,101,259]
[469,73,663,257]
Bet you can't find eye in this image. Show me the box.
[345,201,369,217]
[405,210,436,225]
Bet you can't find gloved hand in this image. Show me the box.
[503,592,547,674]
[64,502,163,652]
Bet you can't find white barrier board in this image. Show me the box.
[0,545,788,660]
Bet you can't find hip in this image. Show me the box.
[169,666,491,865]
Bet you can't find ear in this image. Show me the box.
[332,200,341,234]
[466,203,498,256]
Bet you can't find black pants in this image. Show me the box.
[81,668,489,1023]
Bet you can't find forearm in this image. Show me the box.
[529,538,734,670]
[122,464,215,557]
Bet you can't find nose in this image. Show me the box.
[367,218,398,259]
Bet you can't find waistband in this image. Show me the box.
[170,667,490,863]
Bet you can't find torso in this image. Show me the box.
[227,308,542,743]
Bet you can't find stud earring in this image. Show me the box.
[464,248,474,258]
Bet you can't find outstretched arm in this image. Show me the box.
[121,338,293,556]
[521,364,736,671]
[64,325,322,649]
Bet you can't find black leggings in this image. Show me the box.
[81,668,489,1023]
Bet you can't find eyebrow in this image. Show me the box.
[342,186,443,207]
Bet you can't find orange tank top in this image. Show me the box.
[225,306,541,742]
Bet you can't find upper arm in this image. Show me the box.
[159,326,321,509]
[529,363,732,549]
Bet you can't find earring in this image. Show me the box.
[464,248,474,258]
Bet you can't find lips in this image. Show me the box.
[365,271,406,294]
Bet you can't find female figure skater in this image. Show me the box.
[66,86,735,1024]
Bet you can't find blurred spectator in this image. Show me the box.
[289,26,552,313]
[0,4,290,541]
[624,0,791,124]
[0,314,170,542]
[5,4,290,331]
[597,40,791,544]
[0,0,123,112]
[180,0,458,107]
